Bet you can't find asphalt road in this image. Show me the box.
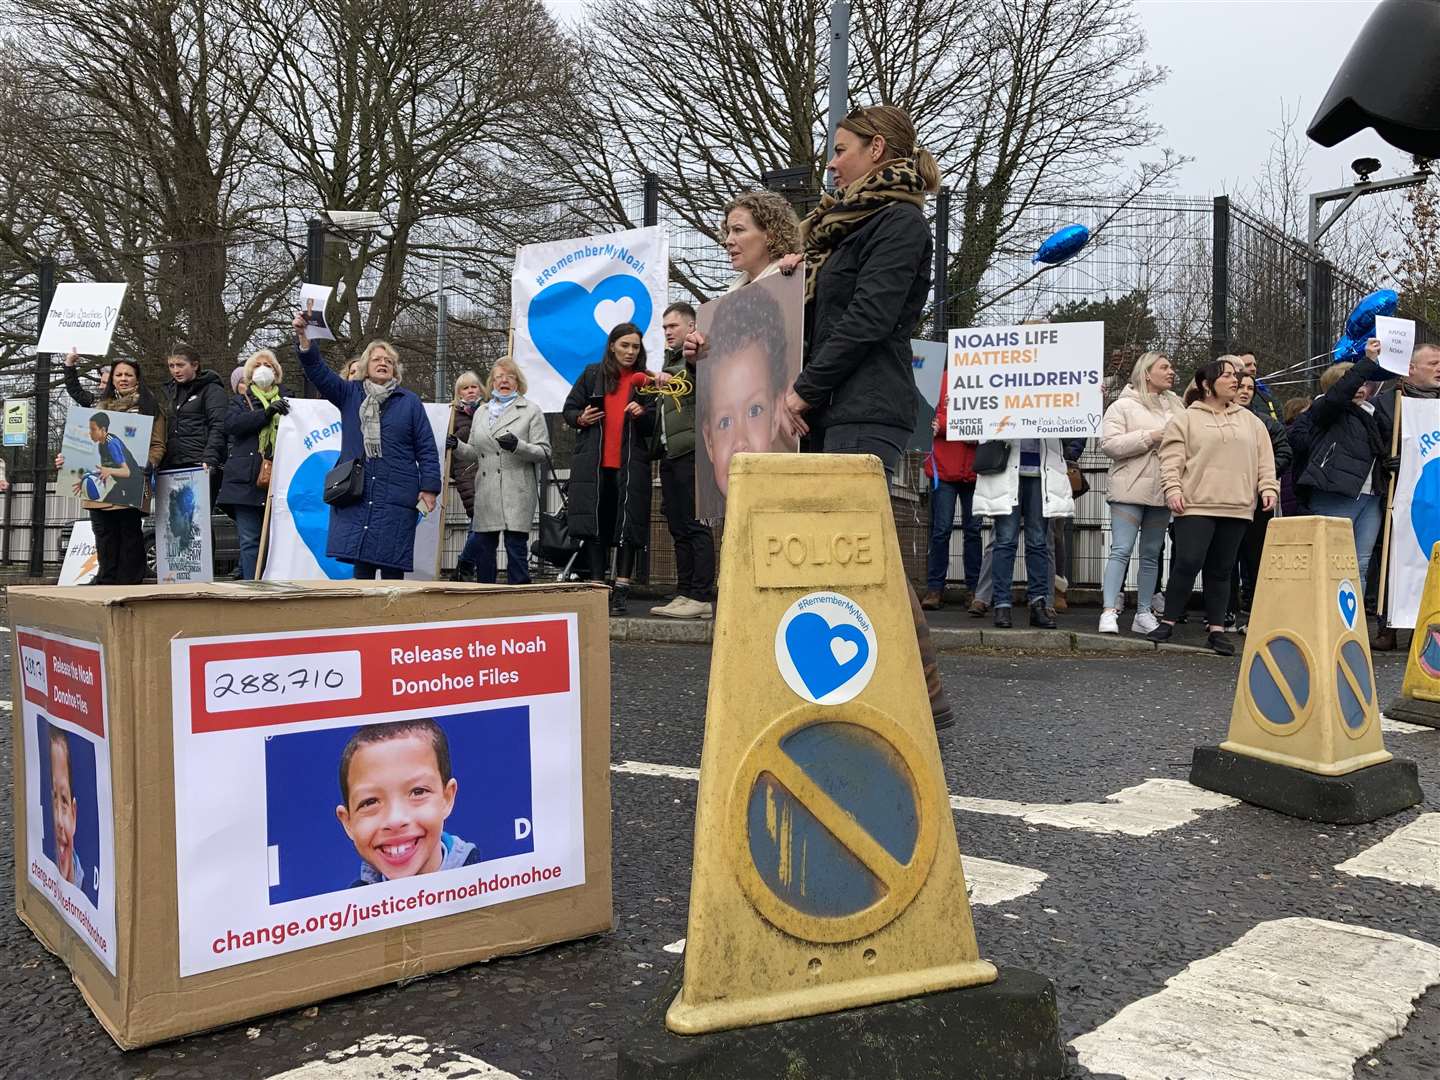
[2,640,1439,1079]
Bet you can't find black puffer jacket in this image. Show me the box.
[160,369,230,470]
[794,201,932,434]
[1296,357,1387,499]
[451,401,479,517]
[1248,401,1293,478]
[562,363,655,547]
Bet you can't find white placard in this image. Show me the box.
[510,225,669,411]
[37,283,128,356]
[57,521,99,586]
[155,467,214,583]
[18,628,116,974]
[1375,316,1416,377]
[945,321,1104,440]
[261,398,448,581]
[170,615,584,975]
[299,283,336,342]
[910,339,947,408]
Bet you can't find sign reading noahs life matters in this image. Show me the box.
[944,321,1104,440]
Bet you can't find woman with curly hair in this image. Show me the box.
[719,190,802,293]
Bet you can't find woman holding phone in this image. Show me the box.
[562,322,656,614]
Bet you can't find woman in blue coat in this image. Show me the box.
[293,313,442,579]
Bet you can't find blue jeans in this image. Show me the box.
[232,504,264,581]
[926,479,981,591]
[474,530,532,584]
[1310,491,1384,583]
[1102,502,1170,612]
[458,529,486,568]
[991,475,1050,608]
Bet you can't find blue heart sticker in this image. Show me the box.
[784,611,870,700]
[527,274,653,384]
[289,451,356,580]
[1337,580,1358,630]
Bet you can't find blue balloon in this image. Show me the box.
[1344,288,1398,341]
[1033,224,1090,265]
[1333,335,1366,364]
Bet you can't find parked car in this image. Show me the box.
[59,512,241,581]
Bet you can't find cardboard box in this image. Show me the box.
[10,580,612,1048]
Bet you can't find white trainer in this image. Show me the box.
[1098,610,1120,634]
[649,596,684,616]
[1132,611,1160,634]
[656,596,714,620]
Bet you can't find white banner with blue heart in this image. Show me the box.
[1388,398,1440,629]
[261,399,450,582]
[510,225,669,411]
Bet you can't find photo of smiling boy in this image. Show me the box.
[335,719,480,888]
[48,729,83,890]
[695,273,802,520]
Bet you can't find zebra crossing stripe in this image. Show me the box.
[1337,813,1440,891]
[1072,918,1440,1080]
[266,1034,519,1079]
[614,762,1238,837]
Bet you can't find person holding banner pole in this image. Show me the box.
[54,359,168,585]
[1372,341,1440,649]
[61,350,111,408]
[449,358,548,585]
[293,314,442,580]
[1148,358,1277,656]
[218,350,289,580]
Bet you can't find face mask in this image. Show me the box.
[251,366,276,389]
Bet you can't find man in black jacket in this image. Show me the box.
[161,344,230,478]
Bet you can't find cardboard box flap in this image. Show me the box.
[10,580,609,606]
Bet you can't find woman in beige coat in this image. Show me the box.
[450,357,549,584]
[1098,352,1183,635]
[1148,356,1278,655]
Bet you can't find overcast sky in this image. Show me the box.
[546,1,1411,204]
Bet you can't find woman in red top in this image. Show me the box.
[921,379,980,609]
[562,322,657,614]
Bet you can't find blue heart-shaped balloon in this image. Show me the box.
[1338,582,1358,629]
[784,611,869,700]
[1344,288,1398,341]
[290,451,356,580]
[528,274,653,385]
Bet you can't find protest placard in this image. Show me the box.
[511,225,669,411]
[37,283,128,356]
[59,408,154,510]
[945,322,1104,440]
[169,613,585,976]
[299,283,336,342]
[1375,315,1416,377]
[155,467,213,583]
[18,628,116,974]
[58,522,99,586]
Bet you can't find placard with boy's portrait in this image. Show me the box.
[694,270,804,520]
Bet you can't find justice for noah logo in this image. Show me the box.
[774,592,877,705]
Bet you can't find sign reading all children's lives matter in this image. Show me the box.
[155,467,213,583]
[170,614,584,976]
[945,321,1105,440]
[18,628,116,974]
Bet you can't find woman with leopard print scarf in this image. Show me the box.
[781,104,954,733]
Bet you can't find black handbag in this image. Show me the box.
[973,440,1012,475]
[323,458,365,506]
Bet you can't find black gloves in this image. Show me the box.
[445,434,459,451]
[496,432,519,453]
[264,398,290,418]
[1384,455,1402,474]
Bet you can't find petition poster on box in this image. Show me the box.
[17,629,117,974]
[170,614,584,976]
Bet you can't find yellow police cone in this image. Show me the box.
[1388,542,1440,728]
[620,453,1063,1080]
[1190,516,1422,822]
